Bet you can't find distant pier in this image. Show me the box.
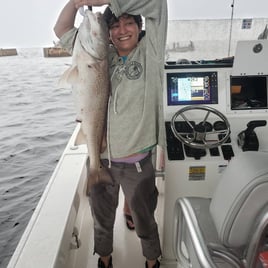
[43,47,71,57]
[0,48,18,57]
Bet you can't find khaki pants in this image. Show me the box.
[88,153,161,260]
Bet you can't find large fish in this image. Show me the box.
[60,9,112,194]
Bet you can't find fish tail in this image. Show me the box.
[86,165,113,195]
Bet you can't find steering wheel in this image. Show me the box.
[171,105,231,149]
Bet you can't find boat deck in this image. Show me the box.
[86,178,175,268]
[7,125,177,268]
[7,169,173,268]
[87,189,145,267]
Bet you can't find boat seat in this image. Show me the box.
[173,151,268,268]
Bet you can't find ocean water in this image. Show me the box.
[0,48,76,267]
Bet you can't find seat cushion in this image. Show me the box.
[209,151,268,247]
[187,197,220,244]
[182,197,243,266]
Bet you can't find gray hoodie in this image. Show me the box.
[59,0,168,158]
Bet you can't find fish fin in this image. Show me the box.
[86,165,113,196]
[57,65,79,88]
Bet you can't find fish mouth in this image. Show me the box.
[78,9,108,60]
[85,10,102,24]
[95,12,102,20]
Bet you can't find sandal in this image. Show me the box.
[98,256,113,268]
[145,259,160,268]
[124,214,135,230]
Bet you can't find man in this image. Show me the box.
[54,1,167,267]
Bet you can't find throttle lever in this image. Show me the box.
[245,120,267,135]
[238,120,267,151]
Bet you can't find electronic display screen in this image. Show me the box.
[230,76,268,110]
[167,72,218,105]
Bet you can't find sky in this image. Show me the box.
[0,0,267,48]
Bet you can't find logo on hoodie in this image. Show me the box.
[126,61,143,80]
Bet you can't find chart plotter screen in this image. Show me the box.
[167,71,218,105]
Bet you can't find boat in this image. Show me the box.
[7,18,268,268]
[0,48,17,57]
[43,47,71,57]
